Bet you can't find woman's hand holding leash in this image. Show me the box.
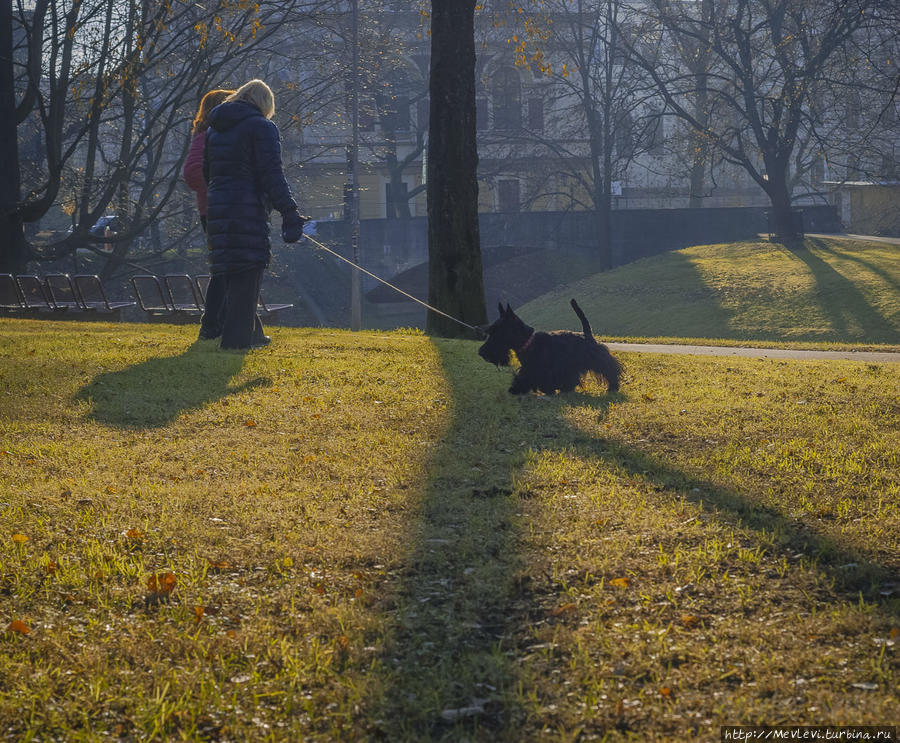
[282,211,308,243]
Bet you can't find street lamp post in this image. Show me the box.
[349,0,361,330]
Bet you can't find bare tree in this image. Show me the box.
[3,0,332,275]
[505,0,664,268]
[625,0,893,238]
[427,0,487,337]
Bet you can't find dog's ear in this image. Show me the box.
[505,303,513,315]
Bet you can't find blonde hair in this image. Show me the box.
[191,88,234,134]
[227,79,275,119]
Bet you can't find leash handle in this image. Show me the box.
[303,234,484,336]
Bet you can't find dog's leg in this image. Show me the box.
[509,371,534,395]
[593,345,622,392]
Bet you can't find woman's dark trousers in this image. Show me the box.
[198,273,226,340]
[219,266,266,350]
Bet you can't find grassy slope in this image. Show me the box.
[520,237,900,349]
[0,318,898,741]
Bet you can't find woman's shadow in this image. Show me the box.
[75,342,270,428]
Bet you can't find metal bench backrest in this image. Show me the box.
[72,274,135,312]
[16,275,55,310]
[163,274,203,313]
[73,274,112,311]
[130,275,172,313]
[45,274,85,310]
[0,274,25,310]
[194,275,211,303]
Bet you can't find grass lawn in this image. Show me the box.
[522,237,900,349]
[0,314,897,741]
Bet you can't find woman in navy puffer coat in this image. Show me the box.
[203,79,305,349]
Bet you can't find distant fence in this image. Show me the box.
[311,204,841,272]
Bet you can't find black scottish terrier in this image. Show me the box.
[478,299,622,395]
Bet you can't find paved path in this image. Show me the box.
[606,343,900,364]
[806,232,900,246]
[605,232,900,363]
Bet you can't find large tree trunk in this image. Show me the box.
[0,4,28,274]
[764,159,801,241]
[426,0,486,337]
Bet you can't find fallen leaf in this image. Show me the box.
[609,577,631,588]
[282,557,293,568]
[147,572,176,596]
[12,533,28,544]
[681,614,700,628]
[890,627,899,639]
[194,606,205,623]
[552,603,578,616]
[125,528,144,540]
[6,620,31,635]
[660,686,673,698]
[245,420,257,427]
[336,634,350,649]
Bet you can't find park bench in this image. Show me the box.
[130,275,174,317]
[16,275,57,312]
[0,274,26,314]
[163,274,204,316]
[72,274,136,315]
[194,274,293,319]
[45,273,87,312]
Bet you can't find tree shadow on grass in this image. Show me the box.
[784,238,899,343]
[372,340,898,741]
[75,342,270,428]
[813,239,900,296]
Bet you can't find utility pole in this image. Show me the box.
[349,0,361,330]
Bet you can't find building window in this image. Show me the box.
[615,112,634,160]
[476,97,489,131]
[385,181,410,219]
[492,67,521,130]
[527,97,544,132]
[647,110,665,155]
[498,179,520,212]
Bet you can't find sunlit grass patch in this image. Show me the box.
[524,237,900,347]
[0,318,898,740]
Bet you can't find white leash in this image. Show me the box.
[302,233,485,336]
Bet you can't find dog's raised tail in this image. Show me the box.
[570,299,594,342]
